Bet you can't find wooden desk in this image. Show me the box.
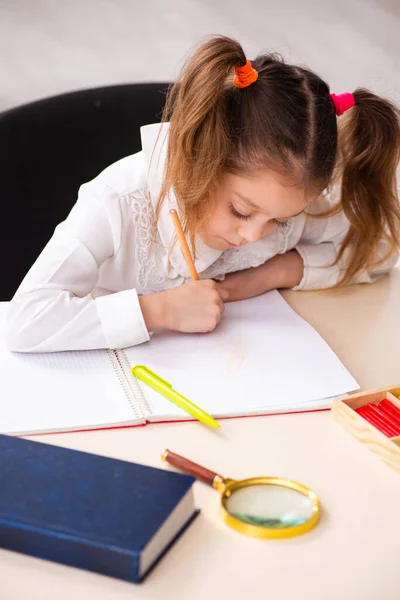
[1,266,400,600]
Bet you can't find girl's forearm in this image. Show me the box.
[217,250,304,302]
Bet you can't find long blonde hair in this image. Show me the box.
[157,36,400,284]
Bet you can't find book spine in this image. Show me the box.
[0,516,140,583]
[113,350,152,419]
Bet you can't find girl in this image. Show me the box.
[6,36,400,352]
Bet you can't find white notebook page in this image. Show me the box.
[0,304,137,435]
[125,291,358,419]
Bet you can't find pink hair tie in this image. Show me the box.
[330,92,355,116]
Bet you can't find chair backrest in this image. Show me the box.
[0,83,170,300]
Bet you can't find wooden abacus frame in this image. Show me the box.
[331,386,400,474]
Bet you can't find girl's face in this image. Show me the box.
[199,170,315,251]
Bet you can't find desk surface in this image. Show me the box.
[2,267,400,600]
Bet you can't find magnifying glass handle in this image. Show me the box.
[162,449,221,487]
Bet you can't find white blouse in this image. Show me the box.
[6,123,397,353]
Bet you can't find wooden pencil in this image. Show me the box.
[170,209,199,281]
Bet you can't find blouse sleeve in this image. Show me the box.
[6,180,150,352]
[293,188,398,290]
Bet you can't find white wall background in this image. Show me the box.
[1,0,399,111]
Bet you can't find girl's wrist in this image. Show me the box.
[265,250,304,289]
[139,292,168,331]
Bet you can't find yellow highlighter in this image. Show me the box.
[131,365,220,429]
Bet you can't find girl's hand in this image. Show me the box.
[217,250,304,302]
[139,280,227,333]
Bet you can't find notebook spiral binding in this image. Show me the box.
[109,349,152,420]
[106,349,142,420]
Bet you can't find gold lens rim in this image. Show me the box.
[217,477,320,539]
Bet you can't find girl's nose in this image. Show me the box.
[238,220,276,244]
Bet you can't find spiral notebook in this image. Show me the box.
[0,292,358,436]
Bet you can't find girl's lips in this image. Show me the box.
[223,238,239,248]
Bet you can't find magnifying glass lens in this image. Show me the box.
[226,484,315,528]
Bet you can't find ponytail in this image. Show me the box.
[336,88,400,284]
[158,36,247,251]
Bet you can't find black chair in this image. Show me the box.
[0,83,170,300]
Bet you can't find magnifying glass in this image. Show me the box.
[162,450,320,539]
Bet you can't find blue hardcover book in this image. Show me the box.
[0,435,198,583]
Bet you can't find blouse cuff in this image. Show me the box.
[96,289,150,349]
[292,243,342,290]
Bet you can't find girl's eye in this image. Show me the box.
[271,218,289,228]
[230,203,251,221]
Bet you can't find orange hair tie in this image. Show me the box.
[233,59,258,89]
